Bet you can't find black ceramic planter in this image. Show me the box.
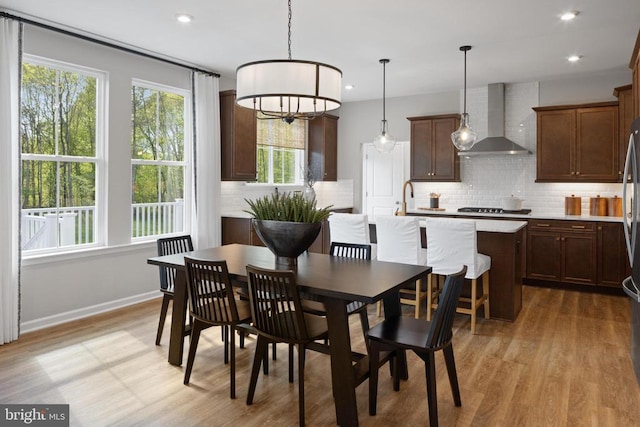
[252,219,322,268]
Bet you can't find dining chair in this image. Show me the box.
[367,266,467,427]
[374,215,429,318]
[183,257,252,399]
[425,217,491,334]
[327,212,376,259]
[245,264,329,426]
[156,235,194,345]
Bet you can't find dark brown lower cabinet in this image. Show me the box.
[526,219,629,288]
[598,222,631,287]
[222,217,326,253]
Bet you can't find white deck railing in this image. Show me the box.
[22,199,184,250]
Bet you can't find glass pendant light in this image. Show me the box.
[373,59,396,153]
[451,45,478,151]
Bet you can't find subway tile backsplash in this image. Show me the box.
[412,82,623,216]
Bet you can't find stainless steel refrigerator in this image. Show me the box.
[622,116,640,383]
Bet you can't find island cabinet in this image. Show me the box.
[632,29,640,117]
[614,85,634,182]
[407,114,460,182]
[533,102,619,182]
[308,114,338,181]
[220,90,257,181]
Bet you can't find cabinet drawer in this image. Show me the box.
[528,220,595,232]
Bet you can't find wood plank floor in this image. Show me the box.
[1,285,639,426]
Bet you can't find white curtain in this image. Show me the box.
[0,18,22,344]
[191,72,221,249]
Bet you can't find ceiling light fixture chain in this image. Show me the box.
[287,0,292,60]
[236,0,342,123]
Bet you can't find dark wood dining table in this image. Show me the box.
[147,243,430,426]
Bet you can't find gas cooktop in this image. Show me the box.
[457,207,532,215]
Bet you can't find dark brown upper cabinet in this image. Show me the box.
[408,114,460,182]
[308,114,338,181]
[220,90,257,181]
[533,102,618,182]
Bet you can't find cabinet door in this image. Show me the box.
[617,87,634,182]
[536,109,575,181]
[576,106,618,182]
[562,232,597,284]
[410,119,433,180]
[221,217,252,245]
[431,117,460,181]
[526,231,562,280]
[220,91,257,181]
[598,222,631,287]
[308,115,338,181]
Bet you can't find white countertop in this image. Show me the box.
[368,216,528,233]
[406,208,626,223]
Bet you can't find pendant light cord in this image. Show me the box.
[287,0,292,60]
[382,60,386,121]
[463,48,467,114]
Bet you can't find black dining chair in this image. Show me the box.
[245,264,329,426]
[367,266,467,427]
[156,235,194,345]
[183,257,252,399]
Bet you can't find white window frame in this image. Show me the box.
[256,144,306,185]
[130,78,192,241]
[21,54,107,255]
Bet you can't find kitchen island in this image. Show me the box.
[369,217,527,322]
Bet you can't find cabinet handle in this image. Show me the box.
[556,237,560,241]
[576,171,580,175]
[571,171,575,175]
[536,223,550,227]
[571,225,585,229]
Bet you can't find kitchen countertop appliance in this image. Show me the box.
[457,207,532,215]
[622,116,640,384]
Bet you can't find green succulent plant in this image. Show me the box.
[244,192,332,223]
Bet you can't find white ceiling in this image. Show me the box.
[1,0,639,102]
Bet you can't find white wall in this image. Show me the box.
[338,68,633,215]
[20,27,192,330]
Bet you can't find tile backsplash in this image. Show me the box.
[221,179,355,214]
[411,82,623,216]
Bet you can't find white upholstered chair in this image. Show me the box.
[328,213,376,258]
[374,215,428,318]
[425,217,491,334]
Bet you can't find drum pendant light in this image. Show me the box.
[451,45,478,151]
[373,59,396,153]
[235,0,342,123]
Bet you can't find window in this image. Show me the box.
[256,114,306,184]
[131,81,190,239]
[20,56,105,252]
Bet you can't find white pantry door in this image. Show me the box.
[362,142,406,219]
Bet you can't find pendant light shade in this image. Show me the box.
[235,0,342,122]
[374,59,396,153]
[451,45,478,151]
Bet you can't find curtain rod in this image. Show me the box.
[0,11,220,78]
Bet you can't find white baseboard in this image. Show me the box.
[20,291,161,334]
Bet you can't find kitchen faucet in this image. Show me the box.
[396,180,414,216]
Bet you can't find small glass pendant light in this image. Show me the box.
[451,46,478,151]
[373,59,396,153]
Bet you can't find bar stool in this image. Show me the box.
[425,217,490,334]
[327,212,376,259]
[375,216,429,319]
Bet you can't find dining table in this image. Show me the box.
[147,243,431,426]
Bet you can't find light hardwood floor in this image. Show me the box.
[1,285,639,426]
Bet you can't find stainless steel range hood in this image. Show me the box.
[459,83,532,156]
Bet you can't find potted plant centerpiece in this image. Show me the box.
[244,192,332,268]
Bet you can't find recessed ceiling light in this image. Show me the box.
[176,13,193,23]
[567,55,582,62]
[560,11,579,21]
[345,84,354,90]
